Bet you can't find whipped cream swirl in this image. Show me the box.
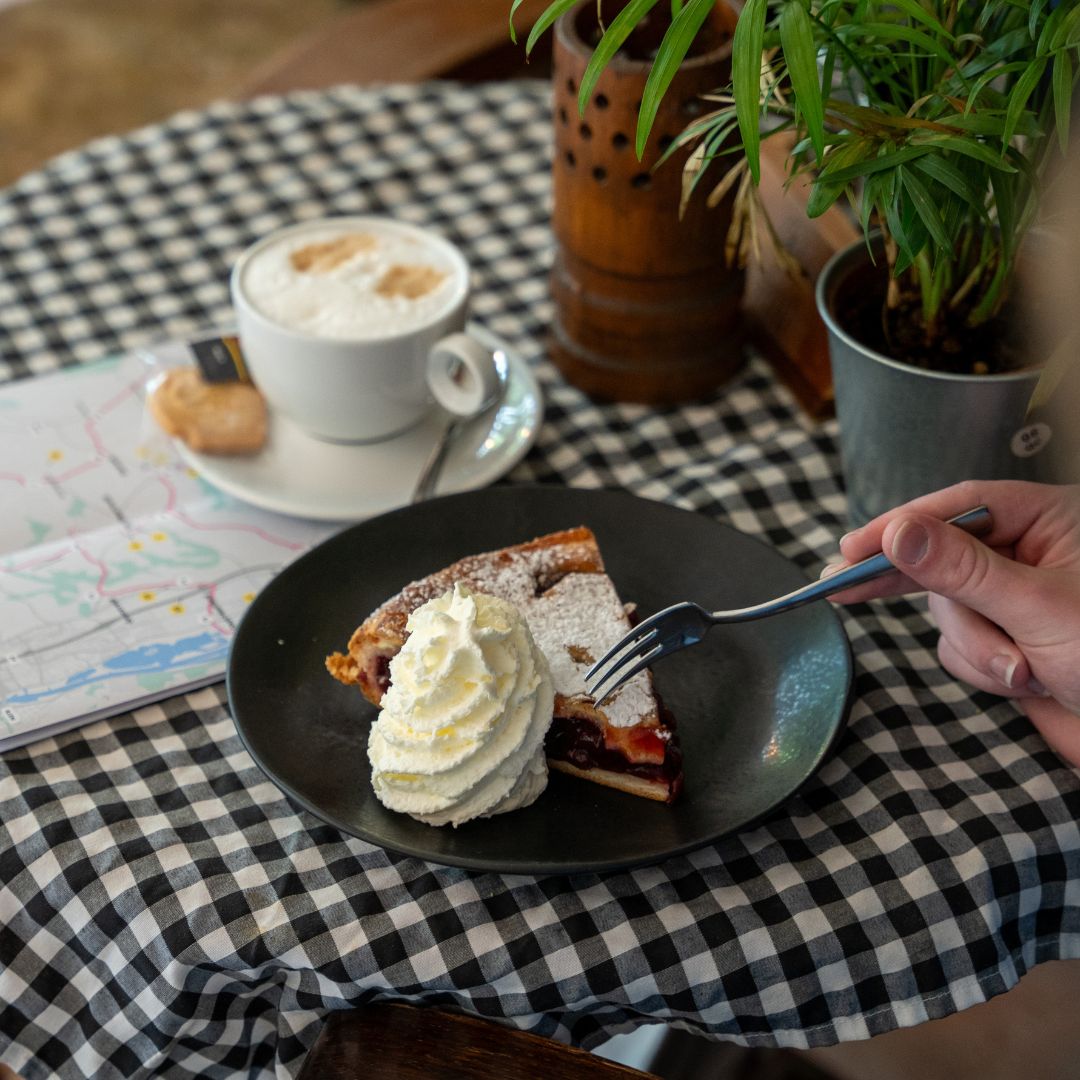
[368,583,554,827]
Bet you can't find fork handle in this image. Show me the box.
[734,505,992,619]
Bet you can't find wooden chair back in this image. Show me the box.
[297,1002,658,1080]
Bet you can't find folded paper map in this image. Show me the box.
[0,343,334,751]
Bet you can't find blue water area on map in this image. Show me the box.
[7,633,229,703]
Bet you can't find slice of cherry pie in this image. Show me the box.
[326,526,683,803]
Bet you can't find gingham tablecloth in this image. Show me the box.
[1,82,1078,1080]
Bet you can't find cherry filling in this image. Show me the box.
[545,715,683,787]
[375,654,392,693]
[359,654,393,698]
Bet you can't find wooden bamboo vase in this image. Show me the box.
[549,0,745,403]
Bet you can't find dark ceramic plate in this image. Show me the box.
[228,486,852,874]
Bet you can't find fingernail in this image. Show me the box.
[839,530,857,547]
[989,655,1019,688]
[891,521,929,566]
[1026,678,1049,697]
[819,560,846,578]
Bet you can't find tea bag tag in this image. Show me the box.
[189,334,251,383]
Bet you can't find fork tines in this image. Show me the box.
[585,602,693,705]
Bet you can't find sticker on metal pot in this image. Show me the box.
[1010,422,1052,458]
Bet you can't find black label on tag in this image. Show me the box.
[190,336,249,383]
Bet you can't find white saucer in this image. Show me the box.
[177,325,543,521]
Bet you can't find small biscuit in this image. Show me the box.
[149,368,267,455]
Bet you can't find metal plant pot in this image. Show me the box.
[816,238,1053,525]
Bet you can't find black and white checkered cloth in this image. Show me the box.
[1,82,1078,1080]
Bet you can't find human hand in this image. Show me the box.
[823,480,1080,767]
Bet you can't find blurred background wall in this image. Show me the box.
[0,0,352,186]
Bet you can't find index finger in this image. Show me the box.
[823,544,1017,605]
[837,480,1065,564]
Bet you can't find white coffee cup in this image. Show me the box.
[230,216,497,443]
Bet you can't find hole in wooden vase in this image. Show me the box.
[630,172,652,190]
[595,93,610,109]
[567,78,576,94]
[681,97,705,117]
[612,132,629,150]
[565,150,577,167]
[659,134,675,151]
[559,106,569,125]
[580,123,592,140]
[592,166,608,183]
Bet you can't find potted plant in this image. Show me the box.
[513,0,1080,521]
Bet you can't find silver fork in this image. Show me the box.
[585,505,992,705]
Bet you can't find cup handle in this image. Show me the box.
[426,332,499,417]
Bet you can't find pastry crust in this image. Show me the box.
[548,758,676,802]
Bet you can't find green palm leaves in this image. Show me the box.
[516,0,1080,336]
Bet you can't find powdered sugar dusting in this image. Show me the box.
[373,538,654,728]
[524,574,654,728]
[377,539,590,617]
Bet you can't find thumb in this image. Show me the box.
[882,513,1033,630]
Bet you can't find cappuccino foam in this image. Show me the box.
[240,224,460,340]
